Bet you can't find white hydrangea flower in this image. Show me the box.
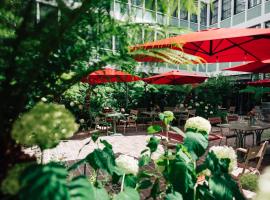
[70,102,75,107]
[184,116,211,134]
[188,106,192,109]
[200,101,204,104]
[210,111,213,114]
[209,146,237,173]
[79,119,85,123]
[41,97,47,102]
[116,155,139,175]
[256,167,270,200]
[205,106,208,109]
[195,103,199,107]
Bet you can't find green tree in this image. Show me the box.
[0,0,199,185]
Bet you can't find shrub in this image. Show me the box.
[239,173,258,192]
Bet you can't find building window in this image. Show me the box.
[210,0,218,24]
[265,21,270,28]
[249,24,261,28]
[131,0,142,6]
[200,3,207,26]
[234,0,245,14]
[191,13,197,23]
[248,0,261,8]
[222,0,231,20]
[180,8,188,20]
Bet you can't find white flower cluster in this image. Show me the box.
[115,155,139,175]
[12,102,78,150]
[184,116,211,134]
[256,167,270,200]
[209,146,237,173]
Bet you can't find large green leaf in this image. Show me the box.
[114,187,140,200]
[167,157,196,199]
[124,174,137,188]
[85,148,115,175]
[147,125,162,134]
[69,176,93,200]
[183,131,208,160]
[19,163,70,200]
[147,136,160,154]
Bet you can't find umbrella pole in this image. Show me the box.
[125,83,129,110]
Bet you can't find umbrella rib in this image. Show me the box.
[211,38,258,57]
[188,42,209,55]
[226,38,261,60]
[212,39,224,53]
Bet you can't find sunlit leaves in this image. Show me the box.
[147,136,160,154]
[147,125,163,134]
[183,131,208,160]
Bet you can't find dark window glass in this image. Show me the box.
[234,0,245,14]
[190,13,197,23]
[248,0,261,8]
[131,0,142,6]
[200,2,207,26]
[265,21,270,28]
[210,0,218,24]
[222,0,231,20]
[180,8,188,20]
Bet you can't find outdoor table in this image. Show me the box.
[141,111,159,122]
[217,122,270,148]
[101,112,123,136]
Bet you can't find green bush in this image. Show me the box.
[239,173,258,192]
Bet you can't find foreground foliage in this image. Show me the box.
[2,107,245,199]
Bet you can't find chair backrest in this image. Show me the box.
[208,117,222,125]
[229,106,236,113]
[227,114,239,122]
[130,109,139,116]
[243,141,269,173]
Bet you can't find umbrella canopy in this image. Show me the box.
[143,70,208,85]
[82,68,141,84]
[223,59,270,73]
[247,79,270,87]
[131,28,270,63]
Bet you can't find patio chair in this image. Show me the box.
[232,141,269,178]
[177,109,196,126]
[224,114,239,145]
[118,109,138,133]
[94,116,112,135]
[208,117,224,144]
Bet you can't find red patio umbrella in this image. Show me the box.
[247,79,270,87]
[82,68,141,110]
[131,28,270,63]
[143,70,208,85]
[223,59,270,73]
[81,68,141,84]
